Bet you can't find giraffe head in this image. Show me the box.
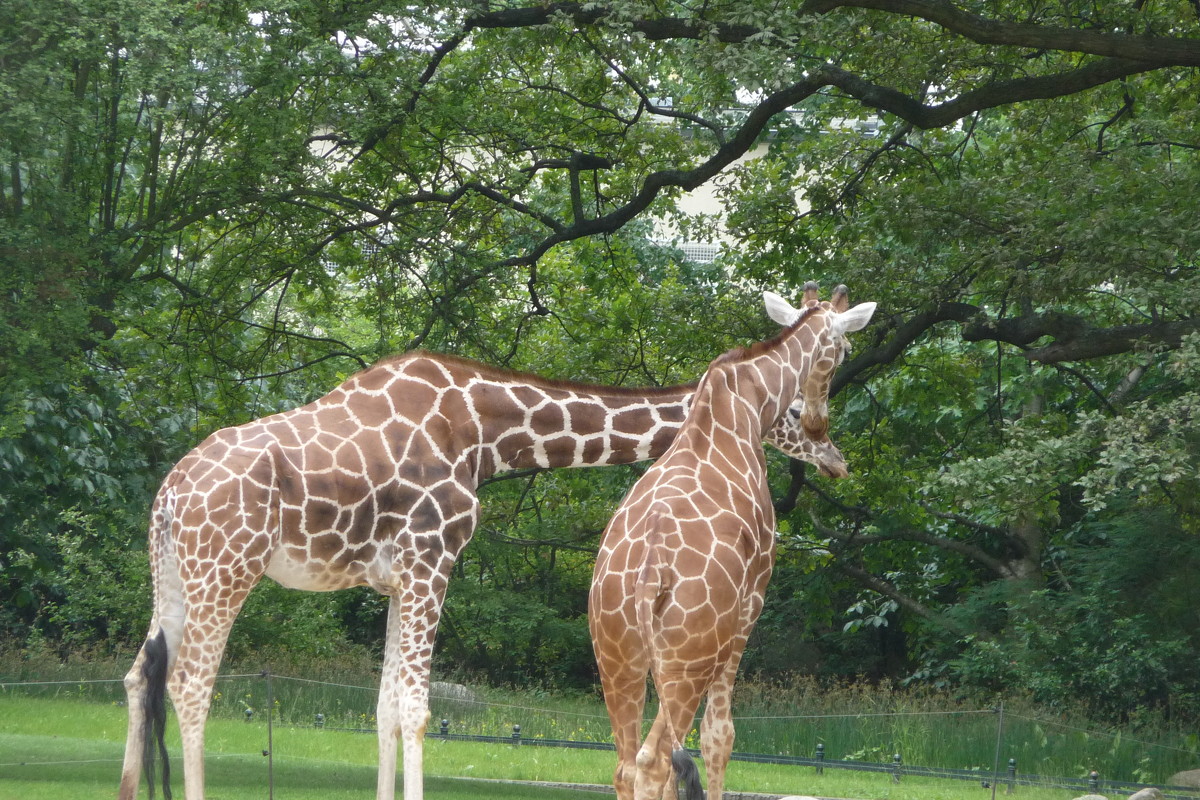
[765,399,849,478]
[761,283,877,476]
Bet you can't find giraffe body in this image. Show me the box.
[589,286,875,800]
[118,348,844,800]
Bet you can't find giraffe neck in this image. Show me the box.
[365,352,697,478]
[697,308,831,441]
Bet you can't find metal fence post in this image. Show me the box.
[512,724,522,744]
[815,743,825,775]
[1007,758,1016,794]
[991,701,1006,800]
[262,670,274,800]
[892,753,902,783]
[441,719,450,737]
[1089,771,1100,793]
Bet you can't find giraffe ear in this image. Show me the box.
[763,291,802,327]
[831,302,877,335]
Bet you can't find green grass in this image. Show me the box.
[6,649,1198,786]
[0,693,1132,800]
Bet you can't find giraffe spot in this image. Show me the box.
[566,401,606,436]
[530,403,566,436]
[659,403,687,423]
[346,497,378,545]
[510,385,546,410]
[408,495,443,534]
[581,436,607,464]
[346,391,395,429]
[305,472,340,502]
[495,431,536,467]
[375,482,420,516]
[303,498,339,532]
[540,434,578,465]
[608,435,642,463]
[649,427,676,458]
[352,365,394,392]
[612,409,653,436]
[312,532,346,562]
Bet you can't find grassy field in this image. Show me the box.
[0,693,1126,800]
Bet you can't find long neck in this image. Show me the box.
[719,313,828,439]
[462,371,695,474]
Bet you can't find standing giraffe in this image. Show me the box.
[589,284,876,800]
[117,346,848,800]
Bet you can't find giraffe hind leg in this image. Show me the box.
[119,629,172,800]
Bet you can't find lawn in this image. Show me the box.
[0,694,1103,800]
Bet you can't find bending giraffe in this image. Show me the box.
[589,284,876,800]
[117,348,848,800]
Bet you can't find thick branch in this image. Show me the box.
[833,301,980,393]
[468,2,1200,67]
[963,313,1200,363]
[812,511,1017,579]
[805,0,1200,67]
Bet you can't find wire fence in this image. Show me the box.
[3,670,1199,799]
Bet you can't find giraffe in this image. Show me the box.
[117,346,848,800]
[589,284,876,800]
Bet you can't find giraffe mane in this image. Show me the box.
[361,350,700,397]
[709,303,824,368]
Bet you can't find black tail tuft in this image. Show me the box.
[671,746,704,800]
[141,631,172,800]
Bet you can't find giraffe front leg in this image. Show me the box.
[377,585,446,800]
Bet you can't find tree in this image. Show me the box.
[2,0,1198,712]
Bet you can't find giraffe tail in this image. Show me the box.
[671,746,704,800]
[140,630,173,800]
[122,485,179,800]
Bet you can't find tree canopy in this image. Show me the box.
[2,0,1198,718]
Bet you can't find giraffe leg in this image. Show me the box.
[597,657,648,800]
[376,582,449,800]
[634,678,705,800]
[119,628,172,800]
[700,670,737,800]
[169,568,262,800]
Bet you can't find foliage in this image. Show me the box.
[2,0,1199,726]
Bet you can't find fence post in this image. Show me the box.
[441,719,450,737]
[892,753,902,783]
[512,724,522,745]
[1089,771,1100,793]
[315,713,325,729]
[262,670,274,800]
[991,701,1006,800]
[815,743,825,775]
[1007,758,1016,794]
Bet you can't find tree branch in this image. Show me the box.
[467,2,1200,67]
[833,301,980,393]
[804,0,1200,67]
[963,312,1200,363]
[834,561,969,634]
